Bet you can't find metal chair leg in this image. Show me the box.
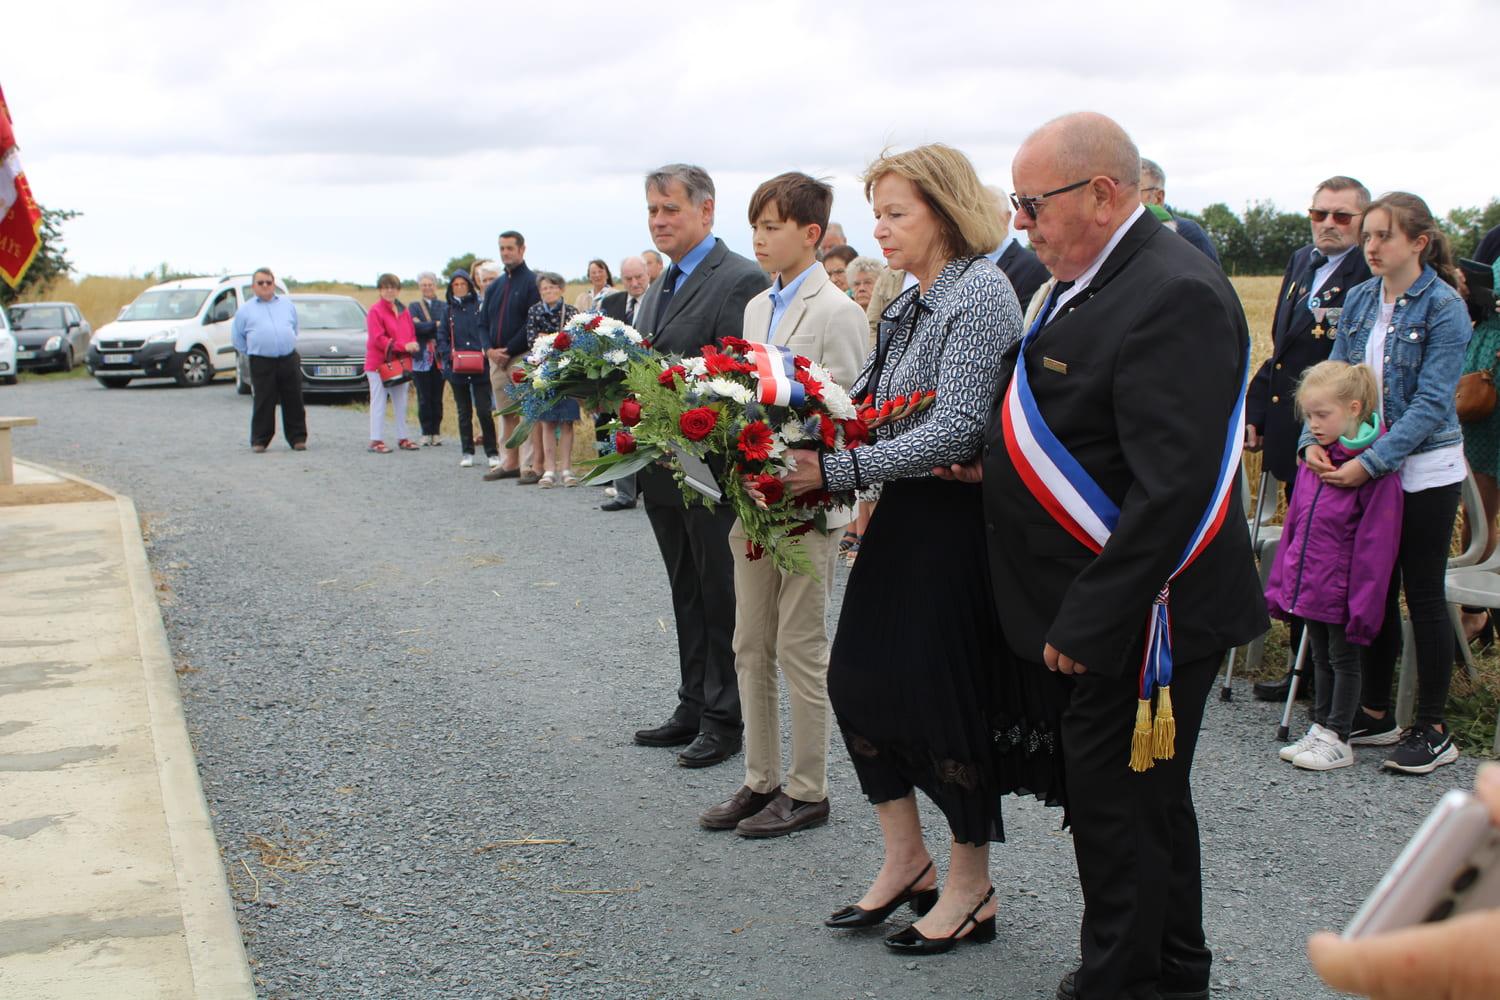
[1277,630,1311,742]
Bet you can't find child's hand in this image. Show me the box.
[1302,444,1333,473]
[1320,461,1371,488]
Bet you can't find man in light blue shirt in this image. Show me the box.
[231,267,306,451]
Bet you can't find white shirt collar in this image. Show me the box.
[1050,204,1146,318]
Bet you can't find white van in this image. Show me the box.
[85,273,288,388]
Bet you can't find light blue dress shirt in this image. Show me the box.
[765,264,816,342]
[231,294,300,357]
[670,233,717,290]
[984,236,1016,266]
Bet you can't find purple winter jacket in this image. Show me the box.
[1264,437,1404,645]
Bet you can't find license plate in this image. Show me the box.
[103,354,133,365]
[314,364,357,377]
[16,350,36,360]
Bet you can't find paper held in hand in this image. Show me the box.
[675,451,723,503]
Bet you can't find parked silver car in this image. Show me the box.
[7,302,92,372]
[235,294,370,397]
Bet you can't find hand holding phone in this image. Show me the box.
[1308,763,1500,999]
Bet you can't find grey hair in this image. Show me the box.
[1140,157,1165,189]
[536,271,567,288]
[641,249,663,264]
[847,257,886,280]
[416,270,439,284]
[1025,112,1141,190]
[471,259,499,280]
[645,163,716,206]
[986,185,1012,220]
[618,255,646,273]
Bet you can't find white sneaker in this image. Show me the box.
[460,454,474,468]
[488,455,502,470]
[1293,729,1355,771]
[1279,724,1328,763]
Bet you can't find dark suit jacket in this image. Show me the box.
[1245,244,1370,481]
[1171,214,1221,265]
[600,289,645,325]
[982,212,1267,675]
[995,242,1050,309]
[481,262,541,357]
[633,238,768,356]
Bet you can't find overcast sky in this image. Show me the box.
[9,0,1499,283]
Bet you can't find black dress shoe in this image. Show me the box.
[885,885,995,955]
[1057,968,1209,1000]
[1252,672,1312,702]
[677,732,740,768]
[600,499,637,511]
[825,861,939,929]
[633,721,696,747]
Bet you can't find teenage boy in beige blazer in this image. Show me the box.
[699,173,869,838]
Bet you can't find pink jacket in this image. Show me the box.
[365,298,416,371]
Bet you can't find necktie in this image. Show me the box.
[625,297,637,326]
[1303,249,1328,297]
[653,264,682,331]
[1040,279,1076,327]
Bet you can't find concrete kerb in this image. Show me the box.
[15,458,257,999]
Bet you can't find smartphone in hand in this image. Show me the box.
[1345,789,1500,939]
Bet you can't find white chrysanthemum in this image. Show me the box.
[821,382,857,420]
[532,374,547,389]
[604,349,628,365]
[557,356,571,368]
[705,378,753,404]
[684,357,709,377]
[622,328,644,345]
[534,333,557,353]
[780,419,809,443]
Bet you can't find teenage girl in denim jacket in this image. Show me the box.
[1299,192,1471,775]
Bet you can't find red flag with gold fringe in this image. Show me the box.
[0,85,43,289]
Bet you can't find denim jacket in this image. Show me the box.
[1299,265,1470,479]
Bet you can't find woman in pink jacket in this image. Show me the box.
[365,273,420,453]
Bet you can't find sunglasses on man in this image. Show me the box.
[1308,208,1360,225]
[1009,179,1094,221]
[253,279,274,286]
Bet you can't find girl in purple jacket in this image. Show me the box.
[1266,361,1404,770]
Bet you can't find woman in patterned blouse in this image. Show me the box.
[783,144,1069,955]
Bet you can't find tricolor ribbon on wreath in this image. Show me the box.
[744,341,806,408]
[1001,293,1249,772]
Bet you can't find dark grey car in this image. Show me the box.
[235,294,369,397]
[7,302,92,372]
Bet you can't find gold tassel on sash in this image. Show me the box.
[1129,698,1155,772]
[1152,686,1176,762]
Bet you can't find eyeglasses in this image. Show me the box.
[1308,208,1360,225]
[1010,179,1093,221]
[253,279,274,286]
[1140,186,1163,195]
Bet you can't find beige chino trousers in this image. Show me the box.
[729,521,840,803]
[494,357,536,472]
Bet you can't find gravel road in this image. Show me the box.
[7,376,1485,1000]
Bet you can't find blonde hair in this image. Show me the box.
[862,144,1005,259]
[1296,360,1380,420]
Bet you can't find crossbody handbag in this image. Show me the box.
[448,313,486,375]
[1456,348,1500,424]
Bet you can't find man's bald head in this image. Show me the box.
[1011,111,1143,282]
[1021,112,1141,188]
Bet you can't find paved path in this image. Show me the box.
[0,460,253,999]
[6,376,1487,999]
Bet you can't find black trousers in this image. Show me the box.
[640,465,740,736]
[449,376,497,456]
[248,353,307,447]
[1363,481,1461,726]
[1062,652,1219,1000]
[412,366,445,436]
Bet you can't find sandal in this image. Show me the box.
[563,470,579,488]
[368,441,391,453]
[397,438,419,451]
[838,529,861,555]
[538,472,557,489]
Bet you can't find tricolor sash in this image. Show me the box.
[1001,288,1249,771]
[746,341,806,408]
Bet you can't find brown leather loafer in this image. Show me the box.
[700,785,778,830]
[291,441,307,451]
[735,791,829,839]
[251,444,268,453]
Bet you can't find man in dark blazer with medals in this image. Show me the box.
[1245,176,1371,702]
[946,113,1266,1000]
[629,164,769,768]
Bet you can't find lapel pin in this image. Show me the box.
[1042,357,1068,375]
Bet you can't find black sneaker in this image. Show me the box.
[1382,725,1460,775]
[1349,708,1401,746]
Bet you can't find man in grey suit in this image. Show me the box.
[631,163,770,769]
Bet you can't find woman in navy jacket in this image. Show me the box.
[438,270,499,469]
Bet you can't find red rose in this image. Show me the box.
[737,421,774,462]
[585,315,603,331]
[510,368,527,384]
[721,337,753,354]
[553,332,572,351]
[658,365,686,386]
[817,414,838,448]
[841,418,870,447]
[745,540,766,561]
[679,407,718,441]
[641,338,652,349]
[614,430,636,454]
[754,474,785,505]
[619,398,642,426]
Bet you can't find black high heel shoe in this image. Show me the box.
[883,885,996,955]
[824,861,940,929]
